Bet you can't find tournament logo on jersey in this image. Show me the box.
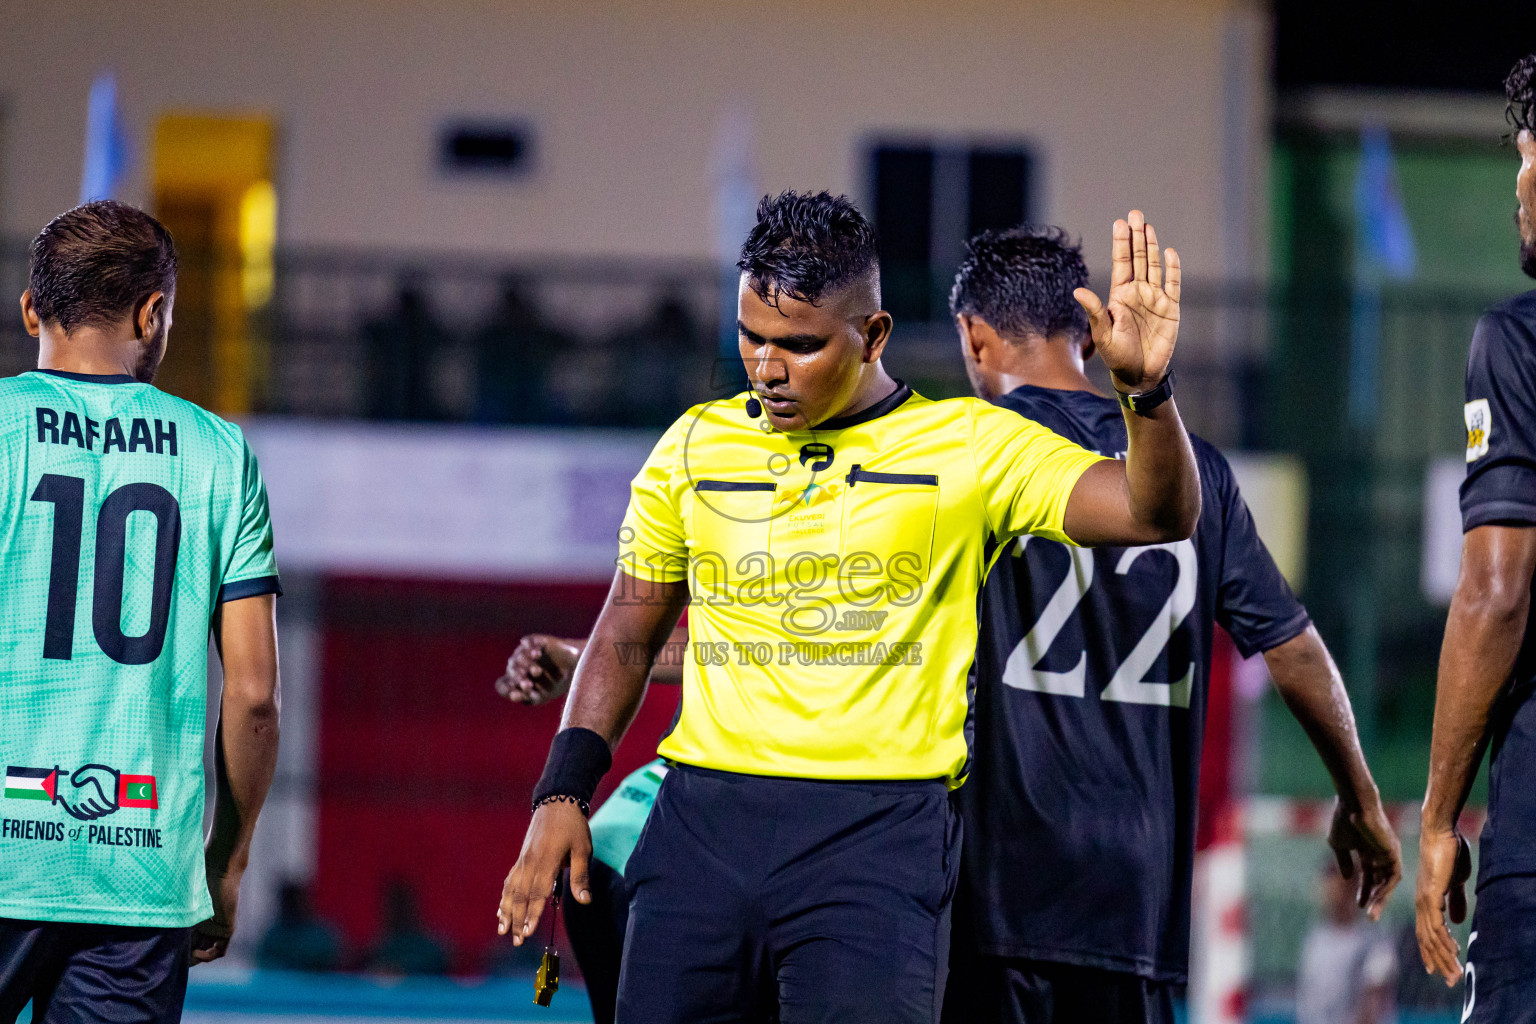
[1466,398,1491,463]
[680,398,843,539]
[4,763,157,821]
[799,442,835,471]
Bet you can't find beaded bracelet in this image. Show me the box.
[533,793,591,818]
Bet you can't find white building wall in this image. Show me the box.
[0,0,1267,280]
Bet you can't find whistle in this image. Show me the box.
[534,947,560,1006]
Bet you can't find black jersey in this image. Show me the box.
[958,385,1309,982]
[1460,289,1536,888]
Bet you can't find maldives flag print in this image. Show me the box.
[117,774,158,809]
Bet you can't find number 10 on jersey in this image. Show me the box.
[31,474,182,666]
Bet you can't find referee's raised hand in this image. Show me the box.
[1058,210,1198,548]
[1073,209,1181,394]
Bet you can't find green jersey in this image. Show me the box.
[588,759,666,876]
[0,370,279,927]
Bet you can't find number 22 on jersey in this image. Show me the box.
[1003,535,1196,708]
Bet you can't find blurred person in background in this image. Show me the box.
[1297,859,1397,1024]
[497,193,1203,1023]
[255,881,343,973]
[1416,52,1536,1022]
[363,277,448,421]
[363,880,450,976]
[0,201,282,1021]
[1393,917,1461,1015]
[471,276,568,425]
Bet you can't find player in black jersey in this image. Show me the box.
[1416,53,1536,1023]
[941,226,1401,1024]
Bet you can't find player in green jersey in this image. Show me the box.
[0,201,281,1023]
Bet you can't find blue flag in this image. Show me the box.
[1347,124,1416,428]
[1353,124,1416,280]
[80,71,129,204]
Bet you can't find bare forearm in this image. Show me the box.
[1121,399,1200,540]
[206,700,279,874]
[566,627,687,686]
[561,642,653,746]
[1062,211,1196,545]
[1264,626,1379,811]
[1423,527,1536,832]
[207,595,280,875]
[648,628,688,685]
[1066,401,1199,546]
[560,574,688,745]
[1423,597,1525,830]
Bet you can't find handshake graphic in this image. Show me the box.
[2,763,159,821]
[59,765,125,821]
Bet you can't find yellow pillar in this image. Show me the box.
[151,114,276,415]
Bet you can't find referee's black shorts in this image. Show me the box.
[561,857,628,1024]
[617,763,961,1024]
[0,917,190,1024]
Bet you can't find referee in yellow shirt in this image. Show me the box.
[498,192,1200,1023]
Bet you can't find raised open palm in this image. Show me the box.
[1074,210,1181,393]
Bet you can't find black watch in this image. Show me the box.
[1115,370,1175,416]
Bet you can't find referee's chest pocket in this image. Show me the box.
[838,466,938,582]
[690,481,775,564]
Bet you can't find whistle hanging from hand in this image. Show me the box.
[534,947,560,1006]
[533,877,562,1007]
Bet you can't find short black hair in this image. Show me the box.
[29,200,177,334]
[1508,53,1536,136]
[737,190,878,307]
[949,225,1089,342]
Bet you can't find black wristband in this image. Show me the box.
[1115,370,1175,416]
[531,727,612,813]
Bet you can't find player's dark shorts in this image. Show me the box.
[942,956,1177,1024]
[616,763,962,1024]
[1464,874,1536,1024]
[561,857,628,1024]
[0,918,191,1024]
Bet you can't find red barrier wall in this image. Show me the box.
[311,575,682,971]
[313,578,1241,966]
[1196,627,1238,852]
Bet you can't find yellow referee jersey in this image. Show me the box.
[618,383,1106,785]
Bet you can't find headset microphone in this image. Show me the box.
[745,397,763,419]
